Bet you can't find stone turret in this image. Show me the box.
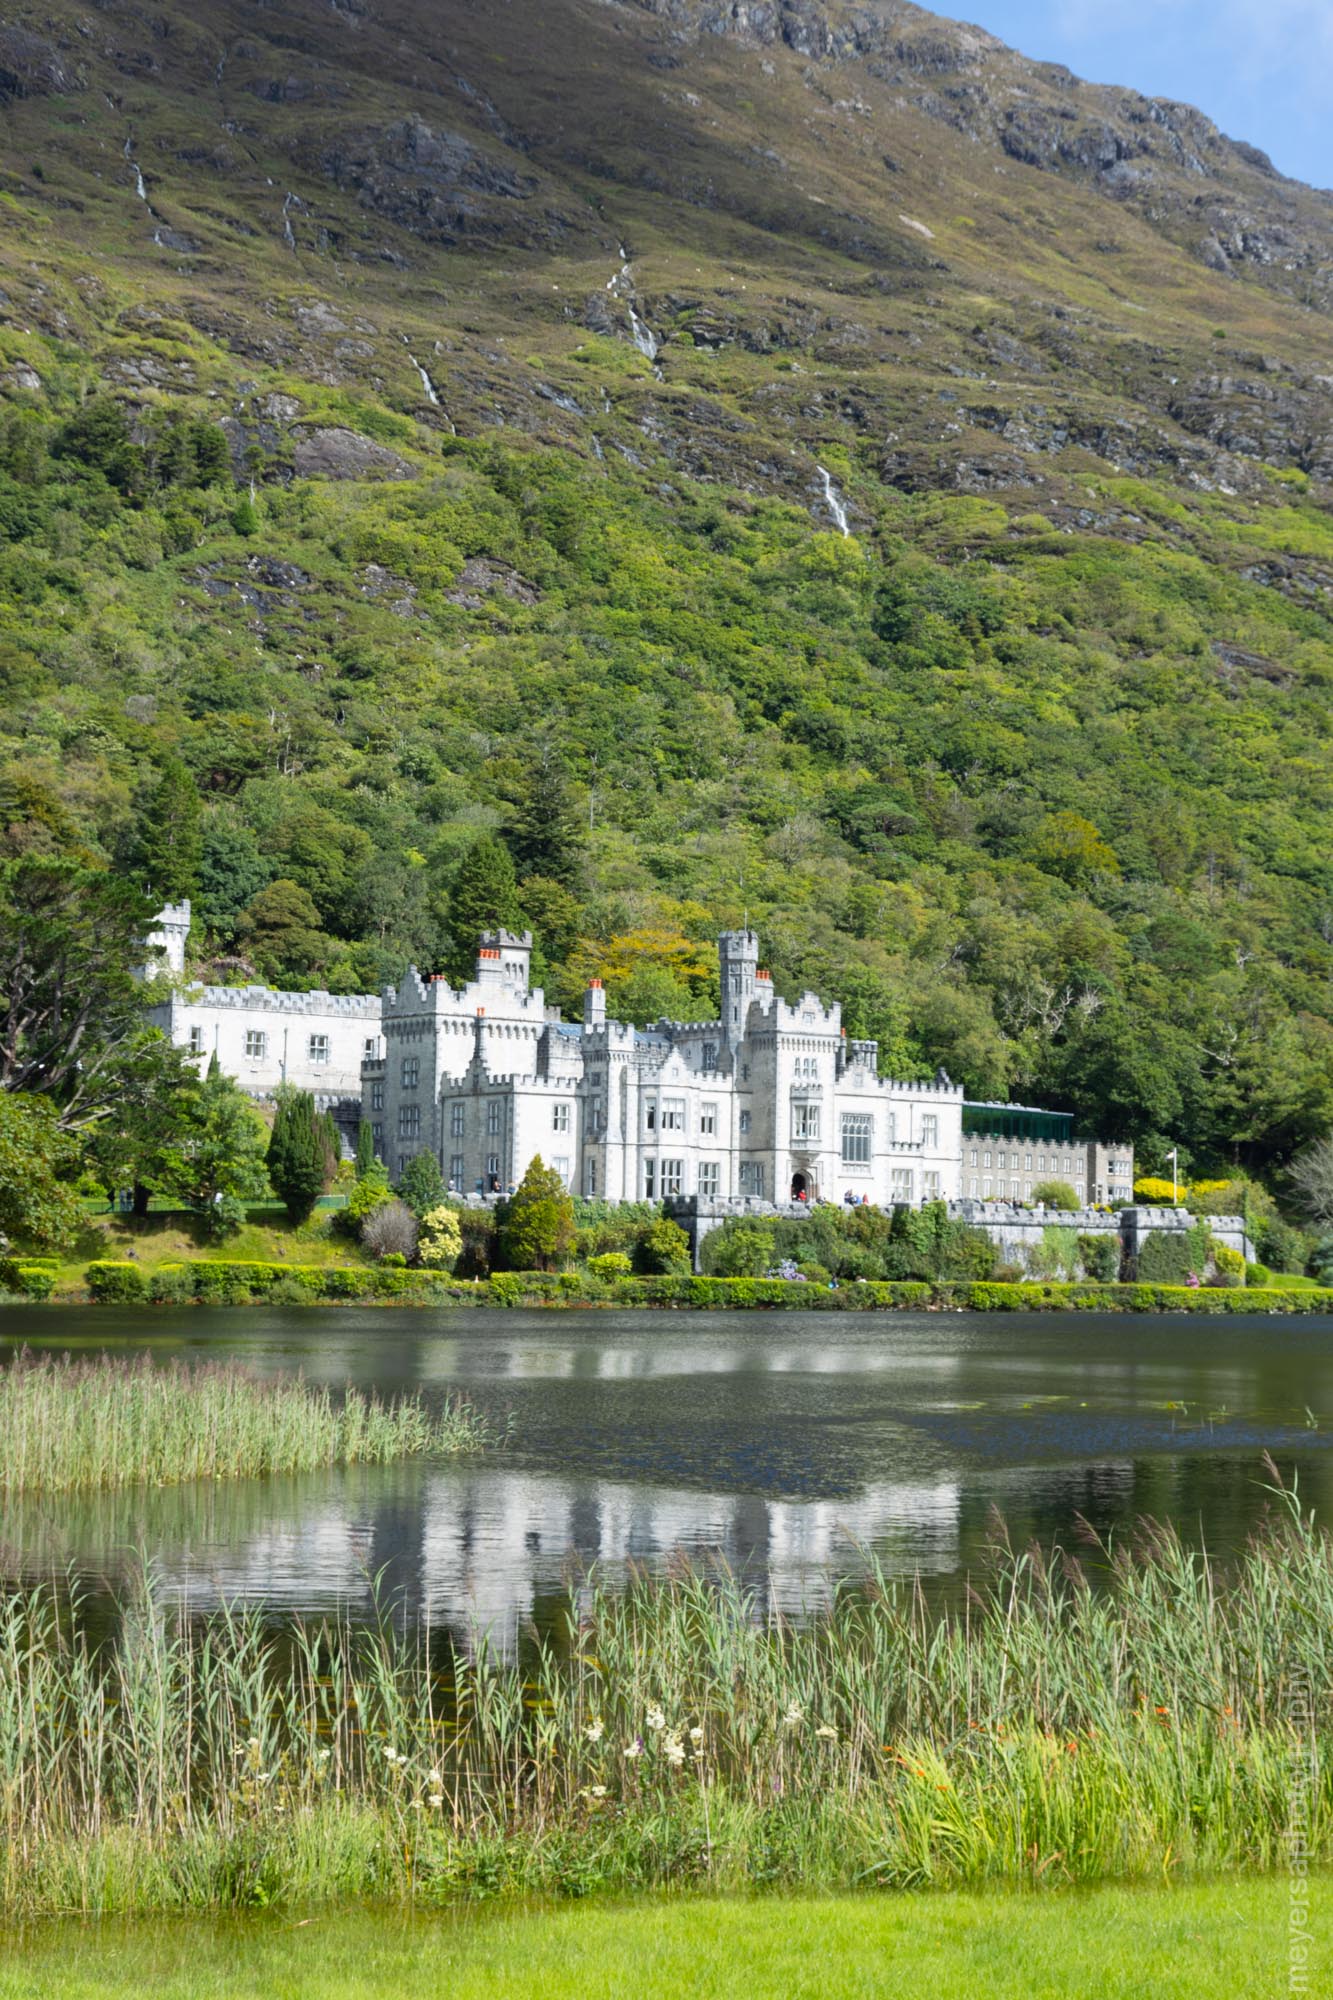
[142,899,191,979]
[718,928,759,1045]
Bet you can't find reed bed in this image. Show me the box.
[0,1350,493,1493]
[0,1476,1329,1915]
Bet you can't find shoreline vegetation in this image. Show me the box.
[0,1351,493,1494]
[3,1258,1332,1313]
[0,1487,1327,1918]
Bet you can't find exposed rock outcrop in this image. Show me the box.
[291,426,417,480]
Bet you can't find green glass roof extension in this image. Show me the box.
[962,1101,1075,1142]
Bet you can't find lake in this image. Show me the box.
[3,1305,1331,1649]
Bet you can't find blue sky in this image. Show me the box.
[967,2,1332,190]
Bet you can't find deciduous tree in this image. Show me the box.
[0,1091,83,1248]
[496,1156,575,1271]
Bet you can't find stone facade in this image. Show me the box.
[144,907,381,1134]
[669,1198,1252,1274]
[961,1102,1135,1207]
[144,905,1137,1207]
[370,928,964,1204]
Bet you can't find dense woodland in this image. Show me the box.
[1,0,1333,1209]
[2,386,1332,1187]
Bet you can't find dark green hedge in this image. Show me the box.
[69,1263,1333,1313]
[0,1256,58,1300]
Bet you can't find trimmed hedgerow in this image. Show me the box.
[72,1263,1333,1314]
[0,1257,58,1300]
[84,1261,147,1304]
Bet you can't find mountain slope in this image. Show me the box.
[1,0,1332,1183]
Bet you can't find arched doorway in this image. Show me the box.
[790,1171,809,1202]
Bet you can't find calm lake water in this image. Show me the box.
[3,1305,1332,1648]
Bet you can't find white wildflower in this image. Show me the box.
[782,1701,804,1728]
[645,1706,666,1732]
[585,1717,605,1744]
[663,1733,686,1768]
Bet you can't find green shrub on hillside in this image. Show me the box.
[703,1224,776,1278]
[85,1261,146,1303]
[1211,1243,1246,1288]
[0,1260,56,1300]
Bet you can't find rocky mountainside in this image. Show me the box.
[1,0,1332,1177]
[1,0,1331,515]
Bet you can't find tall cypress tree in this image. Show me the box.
[445,834,522,983]
[266,1088,327,1223]
[355,1118,378,1177]
[506,747,583,887]
[133,757,203,904]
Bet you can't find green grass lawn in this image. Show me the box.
[0,1880,1320,1999]
[47,1207,367,1295]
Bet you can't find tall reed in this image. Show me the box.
[0,1350,493,1492]
[0,1478,1328,1915]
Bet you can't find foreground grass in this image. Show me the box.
[0,1878,1319,1999]
[0,1351,492,1492]
[1,1482,1328,1918]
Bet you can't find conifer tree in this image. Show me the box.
[495,1155,575,1271]
[355,1118,378,1177]
[397,1148,446,1217]
[133,757,203,904]
[266,1087,327,1223]
[507,747,583,887]
[445,834,522,984]
[316,1108,342,1184]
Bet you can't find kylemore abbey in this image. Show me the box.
[145,903,1135,1212]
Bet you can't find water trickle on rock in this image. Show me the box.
[629,307,660,363]
[402,336,440,406]
[123,139,148,205]
[607,245,661,364]
[816,465,851,537]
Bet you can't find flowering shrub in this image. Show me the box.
[417,1204,463,1271]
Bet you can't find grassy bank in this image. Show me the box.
[0,1878,1317,2000]
[0,1352,492,1494]
[0,1488,1327,1918]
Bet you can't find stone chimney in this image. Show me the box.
[583,977,607,1027]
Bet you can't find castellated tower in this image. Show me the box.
[718,929,759,1044]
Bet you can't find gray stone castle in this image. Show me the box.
[144,902,1134,1209]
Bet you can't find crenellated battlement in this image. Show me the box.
[174,984,379,1019]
